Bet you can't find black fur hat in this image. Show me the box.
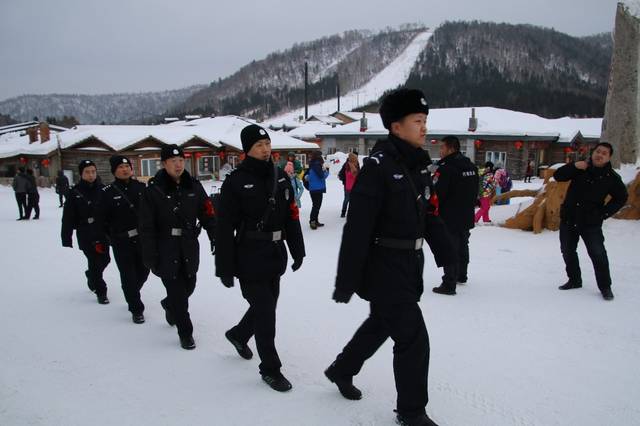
[379,88,429,130]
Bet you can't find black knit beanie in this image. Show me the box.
[161,144,185,161]
[240,124,270,153]
[110,155,131,174]
[78,159,96,174]
[379,88,429,130]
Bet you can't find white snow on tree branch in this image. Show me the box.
[623,0,640,18]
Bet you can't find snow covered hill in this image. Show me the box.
[1,177,639,426]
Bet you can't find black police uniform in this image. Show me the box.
[329,135,435,420]
[433,152,479,289]
[215,156,305,378]
[101,178,150,318]
[554,161,627,295]
[61,179,111,302]
[139,168,215,344]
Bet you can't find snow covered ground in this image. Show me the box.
[1,176,639,426]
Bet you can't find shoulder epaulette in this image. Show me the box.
[365,151,384,166]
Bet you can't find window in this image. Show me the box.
[198,155,220,177]
[295,153,307,167]
[141,158,161,177]
[485,151,507,168]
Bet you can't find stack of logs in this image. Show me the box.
[493,168,640,234]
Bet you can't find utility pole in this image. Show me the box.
[304,60,309,121]
[337,77,341,112]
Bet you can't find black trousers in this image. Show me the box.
[112,239,150,315]
[231,277,282,375]
[341,188,351,216]
[332,302,430,418]
[15,193,27,218]
[442,228,470,289]
[560,221,612,290]
[58,192,65,207]
[26,193,40,219]
[161,265,197,339]
[81,248,110,297]
[310,191,323,222]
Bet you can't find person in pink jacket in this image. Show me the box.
[474,162,495,223]
[337,152,360,217]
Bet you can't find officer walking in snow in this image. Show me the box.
[139,145,215,349]
[325,89,440,426]
[431,135,479,295]
[215,124,305,392]
[101,155,150,324]
[61,160,111,305]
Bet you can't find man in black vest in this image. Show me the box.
[215,124,305,392]
[61,160,111,304]
[432,136,479,295]
[101,155,150,324]
[554,142,627,300]
[139,145,215,349]
[325,89,440,426]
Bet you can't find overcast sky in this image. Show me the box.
[0,0,623,101]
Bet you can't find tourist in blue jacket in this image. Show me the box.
[307,150,329,229]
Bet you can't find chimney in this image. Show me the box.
[468,108,478,132]
[359,112,368,132]
[27,127,38,143]
[39,122,50,143]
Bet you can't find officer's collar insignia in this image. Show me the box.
[393,174,404,180]
[420,169,428,174]
[244,184,254,189]
[278,178,285,182]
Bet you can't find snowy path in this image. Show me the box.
[1,177,639,426]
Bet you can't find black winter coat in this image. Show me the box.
[61,179,108,251]
[215,157,305,281]
[434,152,479,231]
[56,174,70,194]
[138,169,215,280]
[101,178,146,247]
[555,162,628,226]
[335,135,442,304]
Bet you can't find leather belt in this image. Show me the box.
[374,237,423,250]
[245,230,283,241]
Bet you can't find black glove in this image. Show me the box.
[210,240,216,255]
[62,240,73,248]
[332,289,352,304]
[221,276,234,288]
[291,258,303,271]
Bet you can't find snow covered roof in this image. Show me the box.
[286,122,335,140]
[307,115,344,125]
[0,116,318,159]
[316,107,603,142]
[0,121,69,137]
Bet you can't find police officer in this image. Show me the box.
[139,145,215,349]
[61,160,111,304]
[215,124,305,392]
[325,89,440,426]
[432,136,479,295]
[101,155,150,323]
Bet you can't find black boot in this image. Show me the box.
[325,363,362,400]
[85,270,96,293]
[309,221,318,230]
[180,335,196,350]
[225,329,253,360]
[396,413,439,426]
[261,371,292,392]
[97,294,109,305]
[432,285,456,295]
[132,313,145,324]
[558,281,582,290]
[601,287,614,301]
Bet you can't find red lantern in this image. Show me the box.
[564,147,573,154]
[514,140,523,150]
[273,152,281,161]
[184,152,192,158]
[41,158,50,167]
[19,157,27,165]
[194,152,203,159]
[219,151,225,161]
[430,139,438,145]
[239,153,246,161]
[474,139,482,148]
